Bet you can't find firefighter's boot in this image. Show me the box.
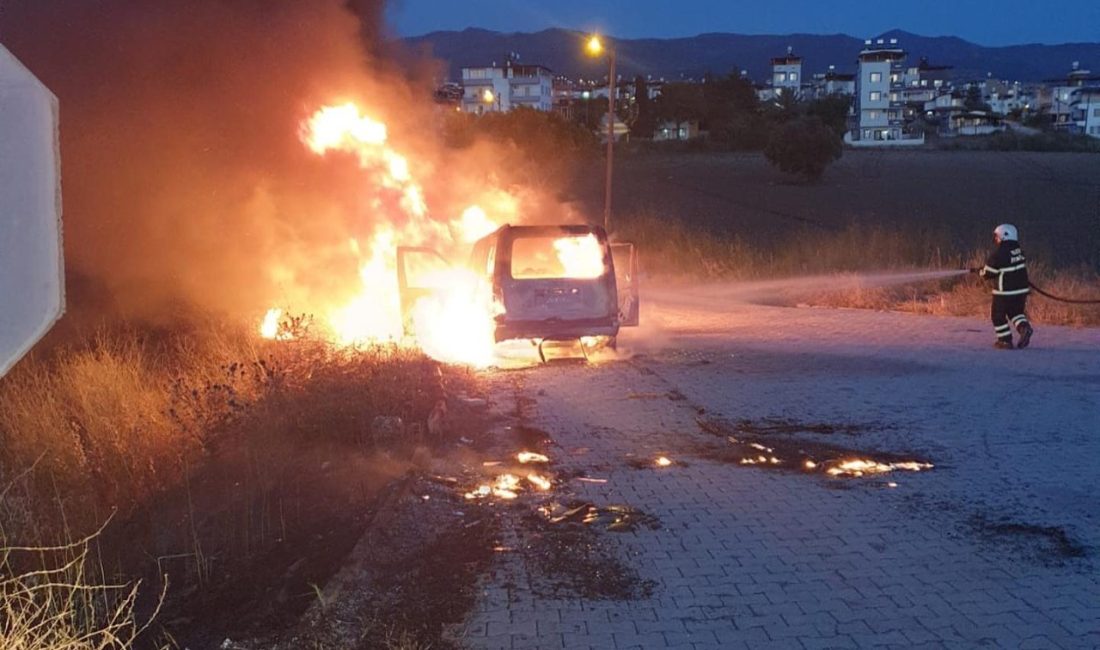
[994,338,1014,350]
[1017,323,1034,349]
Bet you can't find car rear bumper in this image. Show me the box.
[494,317,619,342]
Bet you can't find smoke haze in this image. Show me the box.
[1,0,563,326]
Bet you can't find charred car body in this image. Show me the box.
[398,225,638,358]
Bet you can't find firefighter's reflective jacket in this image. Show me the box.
[980,240,1029,296]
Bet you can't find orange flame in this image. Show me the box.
[260,102,509,366]
[553,233,605,278]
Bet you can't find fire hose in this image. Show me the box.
[967,268,1100,304]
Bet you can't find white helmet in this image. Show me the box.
[993,223,1018,242]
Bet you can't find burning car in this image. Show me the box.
[398,224,638,359]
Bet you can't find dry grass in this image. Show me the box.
[0,319,457,646]
[814,265,1100,327]
[616,213,1100,326]
[616,213,962,280]
[0,317,446,547]
[0,504,164,650]
[0,325,266,543]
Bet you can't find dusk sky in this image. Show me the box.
[387,0,1100,46]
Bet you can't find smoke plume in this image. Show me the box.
[1,0,561,326]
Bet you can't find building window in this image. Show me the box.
[869,110,880,120]
[890,93,899,102]
[789,72,798,82]
[870,72,882,83]
[890,74,900,83]
[1094,108,1100,117]
[775,72,787,83]
[870,91,882,101]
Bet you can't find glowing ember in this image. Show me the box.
[492,473,521,499]
[464,485,491,500]
[826,459,933,477]
[804,460,818,470]
[656,456,672,467]
[517,451,550,464]
[527,473,552,491]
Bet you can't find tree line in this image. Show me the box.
[575,71,848,180]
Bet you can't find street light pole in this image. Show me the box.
[586,34,616,235]
[603,49,616,234]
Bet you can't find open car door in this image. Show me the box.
[610,242,639,327]
[396,246,452,335]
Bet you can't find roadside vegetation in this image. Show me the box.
[615,212,1100,326]
[0,321,463,646]
[811,263,1100,327]
[764,117,843,182]
[936,129,1100,153]
[0,516,163,650]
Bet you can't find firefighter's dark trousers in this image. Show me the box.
[991,294,1029,342]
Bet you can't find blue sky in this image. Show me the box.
[387,0,1100,46]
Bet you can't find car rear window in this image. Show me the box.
[510,234,606,279]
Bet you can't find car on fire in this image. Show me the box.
[398,224,638,359]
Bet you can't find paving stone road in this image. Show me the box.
[458,290,1100,650]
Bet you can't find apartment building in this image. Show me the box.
[846,38,924,145]
[460,60,554,114]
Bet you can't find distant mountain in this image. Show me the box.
[404,27,1100,83]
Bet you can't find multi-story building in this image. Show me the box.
[1070,86,1100,137]
[983,79,1029,115]
[901,58,952,106]
[771,48,804,99]
[460,60,554,114]
[846,38,924,145]
[811,66,856,98]
[1048,62,1100,130]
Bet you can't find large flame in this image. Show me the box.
[260,102,605,368]
[261,102,503,364]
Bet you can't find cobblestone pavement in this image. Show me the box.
[459,295,1100,649]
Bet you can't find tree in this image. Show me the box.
[805,95,852,137]
[630,76,658,138]
[571,95,608,132]
[653,83,707,132]
[702,71,766,149]
[764,116,842,182]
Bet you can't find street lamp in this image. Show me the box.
[586,34,616,234]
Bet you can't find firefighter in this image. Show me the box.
[977,224,1034,349]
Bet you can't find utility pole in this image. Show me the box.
[604,49,616,234]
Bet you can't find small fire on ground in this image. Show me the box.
[258,103,607,368]
[465,450,556,500]
[720,434,933,481]
[824,459,933,477]
[464,471,554,500]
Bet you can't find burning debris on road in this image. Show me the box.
[696,416,935,483]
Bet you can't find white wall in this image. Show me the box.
[0,45,64,377]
